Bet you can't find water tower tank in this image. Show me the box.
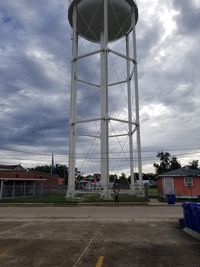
[68,0,138,42]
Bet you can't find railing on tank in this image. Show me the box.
[68,0,138,7]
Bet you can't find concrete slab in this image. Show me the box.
[184,227,200,241]
[0,206,182,222]
[0,221,199,267]
[0,206,198,266]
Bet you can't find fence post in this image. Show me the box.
[12,180,15,199]
[33,181,36,196]
[23,181,26,197]
[0,180,4,200]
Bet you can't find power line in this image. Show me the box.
[0,145,199,158]
[68,151,200,160]
[0,146,50,156]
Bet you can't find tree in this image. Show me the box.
[153,151,181,175]
[119,172,126,179]
[29,164,69,184]
[94,173,101,182]
[118,173,129,184]
[188,160,199,170]
[153,151,171,175]
[109,174,118,183]
[56,164,69,183]
[170,156,182,170]
[29,165,51,173]
[143,173,156,181]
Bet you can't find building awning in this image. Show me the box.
[0,178,47,181]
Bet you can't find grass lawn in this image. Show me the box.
[1,193,76,205]
[148,187,158,195]
[83,194,147,203]
[1,193,147,204]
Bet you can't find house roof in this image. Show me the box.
[157,167,200,178]
[0,164,24,170]
[0,169,60,180]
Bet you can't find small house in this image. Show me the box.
[156,167,200,199]
[0,165,63,199]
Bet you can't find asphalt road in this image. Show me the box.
[0,205,182,222]
[0,206,199,267]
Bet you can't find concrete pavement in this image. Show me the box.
[0,206,199,267]
[0,206,182,222]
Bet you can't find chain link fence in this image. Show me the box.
[0,180,144,200]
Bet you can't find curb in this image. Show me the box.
[0,202,183,207]
[183,227,200,241]
[0,202,148,207]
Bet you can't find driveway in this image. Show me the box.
[0,206,199,267]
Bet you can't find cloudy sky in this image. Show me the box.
[0,0,200,175]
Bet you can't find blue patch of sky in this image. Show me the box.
[0,8,25,31]
[0,9,12,23]
[2,16,12,23]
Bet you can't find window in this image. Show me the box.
[184,176,193,186]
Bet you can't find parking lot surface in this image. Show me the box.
[0,206,182,222]
[0,206,199,266]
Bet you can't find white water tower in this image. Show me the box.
[67,0,143,197]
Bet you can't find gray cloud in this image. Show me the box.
[0,0,199,173]
[0,0,70,155]
[173,0,200,34]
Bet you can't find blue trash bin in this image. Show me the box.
[194,203,200,233]
[182,202,200,231]
[190,204,198,231]
[167,194,176,204]
[179,218,185,229]
[182,202,192,228]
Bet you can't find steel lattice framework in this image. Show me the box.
[67,0,143,198]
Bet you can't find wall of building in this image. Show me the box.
[173,177,200,197]
[157,176,200,197]
[0,170,61,187]
[156,178,163,195]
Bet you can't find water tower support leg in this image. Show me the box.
[0,180,3,200]
[100,0,109,199]
[126,34,135,193]
[132,11,143,191]
[67,5,78,198]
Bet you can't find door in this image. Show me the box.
[164,177,174,194]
